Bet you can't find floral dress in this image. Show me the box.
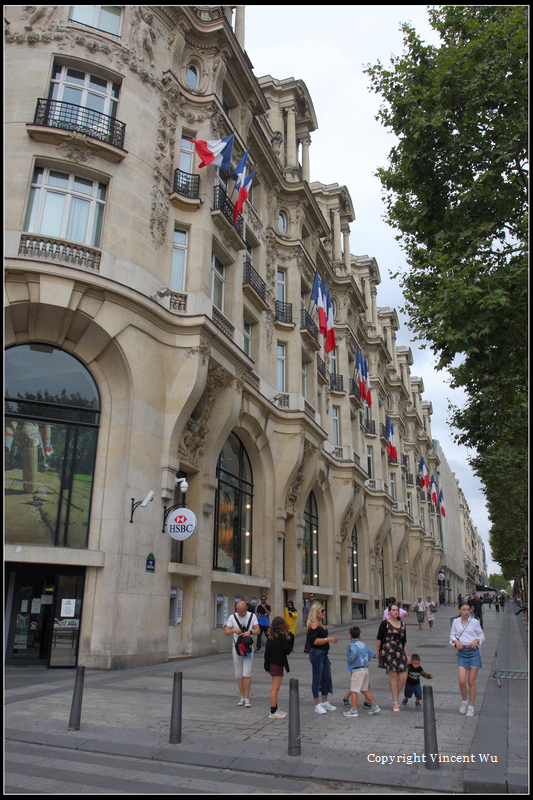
[378,619,408,673]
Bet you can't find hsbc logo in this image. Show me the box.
[166,507,197,541]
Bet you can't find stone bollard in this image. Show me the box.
[288,678,301,756]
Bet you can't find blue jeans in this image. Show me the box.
[309,648,333,700]
[404,682,422,701]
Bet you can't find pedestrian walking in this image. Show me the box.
[449,601,485,717]
[264,616,292,719]
[402,653,433,708]
[471,594,484,629]
[302,592,317,627]
[306,604,338,713]
[376,602,409,713]
[255,595,271,652]
[500,594,506,612]
[426,596,437,630]
[282,600,298,652]
[414,596,426,630]
[224,601,260,707]
[343,626,380,718]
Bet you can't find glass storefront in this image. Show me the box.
[5,565,85,667]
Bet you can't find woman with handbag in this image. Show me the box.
[376,603,410,712]
[264,616,292,719]
[426,596,437,630]
[449,601,485,717]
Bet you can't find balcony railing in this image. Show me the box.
[213,184,244,239]
[349,378,361,400]
[173,168,200,199]
[301,308,318,342]
[33,98,126,150]
[317,354,327,382]
[365,419,376,435]
[275,300,293,324]
[19,233,101,271]
[243,257,266,303]
[330,373,344,392]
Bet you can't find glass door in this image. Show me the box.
[8,571,55,664]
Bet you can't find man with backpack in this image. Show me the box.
[225,601,260,707]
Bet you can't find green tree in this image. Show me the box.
[365,5,528,575]
[488,574,511,593]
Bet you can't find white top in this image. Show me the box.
[416,600,426,611]
[226,611,258,644]
[449,616,485,648]
[383,608,408,620]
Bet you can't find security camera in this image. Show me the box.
[141,490,155,507]
[175,477,188,493]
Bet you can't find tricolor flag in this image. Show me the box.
[439,489,446,517]
[325,290,336,353]
[189,134,234,170]
[319,277,327,333]
[419,456,429,488]
[386,418,397,461]
[431,475,438,506]
[232,148,248,190]
[364,356,372,407]
[233,168,255,222]
[356,347,366,399]
[311,271,327,333]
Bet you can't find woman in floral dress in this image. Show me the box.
[376,603,410,712]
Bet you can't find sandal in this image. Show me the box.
[393,701,400,712]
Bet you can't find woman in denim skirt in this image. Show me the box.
[450,601,485,717]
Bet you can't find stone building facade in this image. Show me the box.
[5,5,450,668]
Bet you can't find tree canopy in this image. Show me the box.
[365,6,528,578]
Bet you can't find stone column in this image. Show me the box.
[332,208,342,262]
[371,286,379,329]
[301,134,311,181]
[285,106,297,167]
[343,229,351,270]
[364,278,373,324]
[234,5,245,48]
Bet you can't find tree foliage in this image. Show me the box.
[365,6,528,575]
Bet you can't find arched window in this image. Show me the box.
[5,344,100,549]
[214,433,253,575]
[303,491,319,586]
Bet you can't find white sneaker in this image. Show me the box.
[269,709,287,719]
[238,697,245,706]
[459,701,468,715]
[321,701,337,711]
[466,706,475,717]
[244,698,251,708]
[314,703,327,714]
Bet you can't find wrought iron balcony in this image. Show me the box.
[243,257,266,304]
[349,378,361,400]
[317,354,327,382]
[300,308,318,342]
[213,184,244,239]
[365,419,376,435]
[329,373,344,392]
[33,98,126,150]
[173,168,200,199]
[275,300,293,324]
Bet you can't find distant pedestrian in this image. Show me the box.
[488,596,493,610]
[500,595,505,612]
[377,603,409,713]
[471,594,484,629]
[225,601,260,707]
[302,593,317,627]
[343,626,380,718]
[264,616,292,719]
[495,595,500,612]
[282,601,298,652]
[450,601,485,717]
[307,604,338,713]
[402,653,433,708]
[426,596,437,631]
[414,596,426,630]
[255,595,271,653]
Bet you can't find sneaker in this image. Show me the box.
[238,697,245,706]
[366,703,381,715]
[343,708,359,717]
[343,696,351,708]
[415,700,422,708]
[314,703,327,714]
[244,698,251,708]
[466,706,475,717]
[459,701,468,715]
[269,709,287,719]
[402,698,408,705]
[321,701,337,712]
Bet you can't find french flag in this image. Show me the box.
[232,149,248,190]
[325,290,336,353]
[189,134,234,170]
[439,489,446,517]
[386,418,397,461]
[233,168,255,222]
[431,475,438,506]
[364,357,372,407]
[356,347,366,399]
[318,277,327,333]
[311,272,326,331]
[419,456,429,488]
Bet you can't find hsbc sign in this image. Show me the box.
[166,507,198,541]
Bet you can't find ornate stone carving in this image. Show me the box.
[178,361,234,466]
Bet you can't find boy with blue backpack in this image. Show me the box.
[343,626,381,717]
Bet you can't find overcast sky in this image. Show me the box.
[244,5,496,576]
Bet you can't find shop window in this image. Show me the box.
[214,433,253,575]
[5,344,100,549]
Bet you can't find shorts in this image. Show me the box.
[404,682,422,700]
[268,664,284,677]
[233,648,253,678]
[457,646,482,669]
[350,668,370,693]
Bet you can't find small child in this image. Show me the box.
[402,653,433,708]
[343,626,381,717]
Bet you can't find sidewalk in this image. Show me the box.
[4,604,529,794]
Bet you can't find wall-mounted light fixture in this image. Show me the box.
[130,490,154,523]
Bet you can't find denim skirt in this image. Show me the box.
[457,645,482,669]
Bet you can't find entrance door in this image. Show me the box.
[5,567,85,667]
